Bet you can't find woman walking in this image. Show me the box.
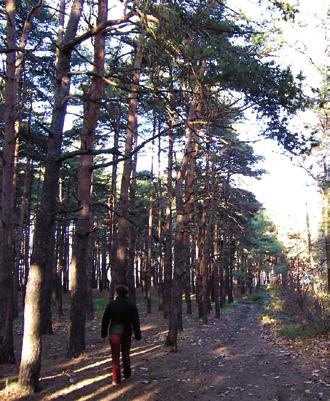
[101,285,142,385]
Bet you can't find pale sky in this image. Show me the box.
[229,0,327,242]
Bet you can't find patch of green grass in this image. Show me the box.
[191,314,201,322]
[93,296,108,312]
[221,302,237,315]
[136,297,159,308]
[5,378,18,387]
[243,289,271,306]
[279,324,318,339]
[188,302,237,321]
[245,293,266,305]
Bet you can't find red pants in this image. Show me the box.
[109,334,131,384]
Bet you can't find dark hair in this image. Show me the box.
[115,284,129,297]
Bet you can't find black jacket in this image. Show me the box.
[101,296,141,340]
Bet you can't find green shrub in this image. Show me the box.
[245,292,270,305]
[93,296,108,311]
[279,324,317,339]
[222,302,237,315]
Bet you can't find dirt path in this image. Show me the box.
[1,302,328,401]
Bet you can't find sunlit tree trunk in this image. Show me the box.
[19,0,84,391]
[0,0,43,363]
[68,0,106,357]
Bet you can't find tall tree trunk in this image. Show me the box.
[196,203,203,318]
[19,0,84,391]
[165,173,185,348]
[63,223,70,292]
[146,131,156,313]
[157,134,165,311]
[213,225,220,318]
[40,226,56,335]
[166,91,200,345]
[113,37,144,288]
[135,238,141,289]
[52,222,63,317]
[53,219,65,315]
[200,143,214,324]
[13,158,32,318]
[163,98,174,318]
[68,0,106,357]
[219,238,225,308]
[185,240,192,315]
[0,161,2,221]
[11,0,44,317]
[85,234,95,320]
[109,106,120,299]
[100,235,109,291]
[22,213,32,306]
[227,240,235,304]
[127,129,138,299]
[0,0,18,364]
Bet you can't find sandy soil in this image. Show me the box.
[0,295,328,401]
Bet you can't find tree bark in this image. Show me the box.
[163,99,174,318]
[145,161,154,314]
[19,0,84,391]
[113,37,144,288]
[213,225,220,318]
[157,134,165,311]
[165,173,185,349]
[109,106,120,299]
[68,0,106,357]
[185,240,192,315]
[166,93,199,346]
[127,129,138,299]
[0,0,18,364]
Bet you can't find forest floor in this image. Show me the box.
[0,290,329,401]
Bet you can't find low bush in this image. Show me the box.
[93,295,108,311]
[279,324,318,339]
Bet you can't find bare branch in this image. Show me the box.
[92,122,184,170]
[0,47,24,54]
[56,147,123,163]
[94,201,160,242]
[62,12,135,52]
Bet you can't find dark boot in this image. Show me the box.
[123,367,131,379]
